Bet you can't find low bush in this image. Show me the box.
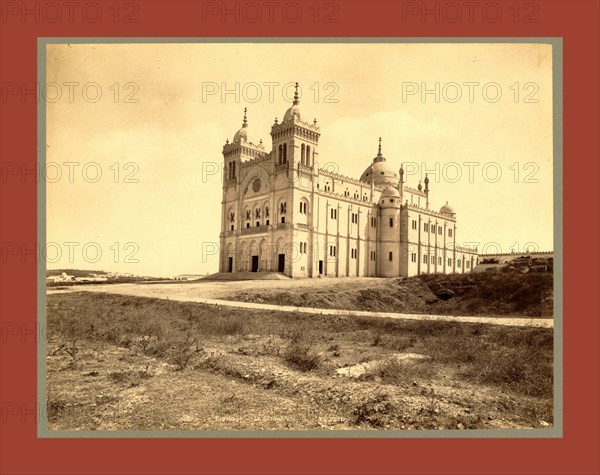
[283,343,320,372]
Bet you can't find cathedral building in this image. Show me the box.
[219,84,478,278]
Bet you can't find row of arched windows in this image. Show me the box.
[276,142,314,166]
[300,143,313,166]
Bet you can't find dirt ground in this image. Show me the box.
[46,292,554,432]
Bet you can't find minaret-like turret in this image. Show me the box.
[270,82,320,168]
[399,163,405,201]
[424,174,430,208]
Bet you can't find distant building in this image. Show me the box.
[46,272,74,283]
[219,84,478,278]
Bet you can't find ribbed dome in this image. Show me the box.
[440,202,456,215]
[359,138,399,186]
[232,124,248,143]
[283,104,300,122]
[232,108,250,144]
[282,82,301,122]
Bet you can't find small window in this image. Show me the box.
[246,223,250,228]
[256,222,260,227]
[266,219,269,226]
[412,220,417,230]
[231,225,234,231]
[448,229,453,237]
[423,254,427,264]
[411,253,416,263]
[389,217,393,227]
[389,252,393,261]
[438,226,442,235]
[438,256,442,265]
[448,258,452,266]
[281,217,285,224]
[424,223,429,232]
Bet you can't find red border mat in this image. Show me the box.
[1,1,599,474]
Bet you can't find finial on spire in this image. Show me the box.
[313,118,317,126]
[242,107,248,127]
[274,117,278,124]
[378,137,382,156]
[293,82,299,105]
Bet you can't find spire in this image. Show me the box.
[377,137,382,156]
[424,173,429,192]
[293,82,299,105]
[242,107,248,127]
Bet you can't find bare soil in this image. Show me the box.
[46,292,553,431]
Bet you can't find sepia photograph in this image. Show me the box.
[42,40,558,435]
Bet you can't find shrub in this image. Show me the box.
[352,394,395,428]
[283,344,320,371]
[376,358,434,385]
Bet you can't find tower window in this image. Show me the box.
[389,252,393,261]
[389,217,393,227]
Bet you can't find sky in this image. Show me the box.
[45,42,554,277]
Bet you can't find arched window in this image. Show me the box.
[278,145,283,165]
[301,143,305,165]
[306,145,311,166]
[283,143,287,163]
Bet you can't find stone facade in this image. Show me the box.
[219,85,478,278]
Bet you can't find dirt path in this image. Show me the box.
[48,281,553,328]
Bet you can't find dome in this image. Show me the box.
[283,104,301,122]
[232,124,248,143]
[381,186,400,198]
[282,82,301,122]
[232,108,251,144]
[359,138,399,186]
[440,202,456,215]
